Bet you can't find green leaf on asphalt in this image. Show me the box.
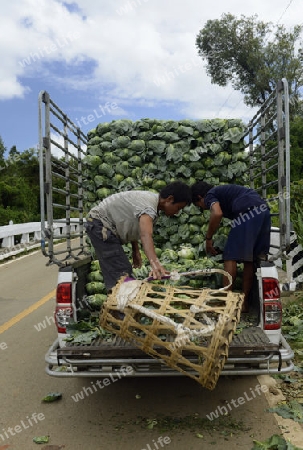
[267,401,303,423]
[146,419,157,429]
[33,435,49,443]
[42,392,62,403]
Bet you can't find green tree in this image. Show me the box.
[9,145,20,159]
[196,13,303,108]
[289,115,303,180]
[0,148,40,226]
[0,135,6,166]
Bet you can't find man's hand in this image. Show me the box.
[206,239,218,256]
[205,202,223,256]
[139,214,168,279]
[149,259,169,280]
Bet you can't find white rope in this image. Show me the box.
[142,268,233,290]
[115,269,233,347]
[116,279,143,310]
[129,302,216,339]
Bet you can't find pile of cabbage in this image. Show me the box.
[83,118,248,305]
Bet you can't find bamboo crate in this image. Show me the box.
[100,271,244,390]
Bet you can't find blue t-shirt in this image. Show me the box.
[204,185,268,219]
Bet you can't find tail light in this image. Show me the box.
[262,278,282,330]
[55,282,74,333]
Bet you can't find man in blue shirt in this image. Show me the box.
[191,182,271,312]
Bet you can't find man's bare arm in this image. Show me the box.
[205,202,223,255]
[139,214,168,279]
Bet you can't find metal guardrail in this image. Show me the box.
[0,220,83,261]
[1,221,302,285]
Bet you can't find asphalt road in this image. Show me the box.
[0,248,303,450]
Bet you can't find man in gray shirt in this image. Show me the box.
[85,181,192,291]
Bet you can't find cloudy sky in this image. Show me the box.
[0,0,299,154]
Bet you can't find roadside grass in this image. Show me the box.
[273,291,303,403]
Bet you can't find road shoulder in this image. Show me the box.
[258,374,303,447]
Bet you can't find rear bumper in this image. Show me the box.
[45,335,294,378]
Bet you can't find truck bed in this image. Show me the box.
[46,325,294,378]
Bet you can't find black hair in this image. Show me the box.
[191,181,214,203]
[160,181,192,205]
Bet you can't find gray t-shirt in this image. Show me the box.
[89,191,159,243]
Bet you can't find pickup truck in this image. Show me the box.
[38,79,294,384]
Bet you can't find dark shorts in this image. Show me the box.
[85,218,133,291]
[223,207,271,262]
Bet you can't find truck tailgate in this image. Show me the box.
[58,327,278,359]
[46,326,294,378]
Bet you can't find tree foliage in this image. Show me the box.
[289,115,303,180]
[196,13,303,108]
[0,147,40,226]
[0,136,6,163]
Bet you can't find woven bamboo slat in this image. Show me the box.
[100,274,244,390]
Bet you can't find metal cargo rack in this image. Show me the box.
[244,78,291,261]
[38,91,90,266]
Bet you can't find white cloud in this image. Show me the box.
[0,0,300,120]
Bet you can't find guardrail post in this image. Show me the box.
[2,236,14,248]
[21,233,30,244]
[34,230,41,240]
[1,221,14,248]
